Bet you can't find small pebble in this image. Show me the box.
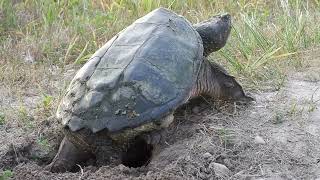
[121,110,127,115]
[209,162,231,178]
[115,109,121,115]
[118,164,127,171]
[202,152,212,159]
[254,135,266,144]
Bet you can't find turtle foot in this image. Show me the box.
[45,137,93,173]
[140,129,166,145]
[45,159,73,173]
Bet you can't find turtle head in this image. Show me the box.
[193,59,254,103]
[218,74,255,103]
[194,13,231,56]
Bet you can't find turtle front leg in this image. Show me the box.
[45,137,94,173]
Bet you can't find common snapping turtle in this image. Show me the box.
[47,8,253,172]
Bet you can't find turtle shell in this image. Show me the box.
[57,8,203,133]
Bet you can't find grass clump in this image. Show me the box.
[0,170,13,180]
[17,105,34,129]
[0,112,5,125]
[217,0,320,89]
[37,136,50,150]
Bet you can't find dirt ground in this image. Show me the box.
[1,54,320,180]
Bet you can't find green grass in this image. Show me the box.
[0,170,13,180]
[0,112,5,125]
[1,0,319,78]
[18,105,35,129]
[0,0,319,121]
[37,135,50,150]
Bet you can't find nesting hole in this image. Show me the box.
[121,137,153,168]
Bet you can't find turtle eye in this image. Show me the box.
[224,81,234,88]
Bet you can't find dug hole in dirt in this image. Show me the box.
[1,54,320,179]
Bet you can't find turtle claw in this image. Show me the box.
[150,133,161,145]
[140,130,166,146]
[45,159,71,173]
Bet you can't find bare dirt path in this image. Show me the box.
[1,55,320,180]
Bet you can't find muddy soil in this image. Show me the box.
[1,57,320,179]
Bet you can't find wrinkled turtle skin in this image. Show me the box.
[47,8,253,172]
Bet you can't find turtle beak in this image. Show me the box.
[219,13,231,20]
[212,13,231,25]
